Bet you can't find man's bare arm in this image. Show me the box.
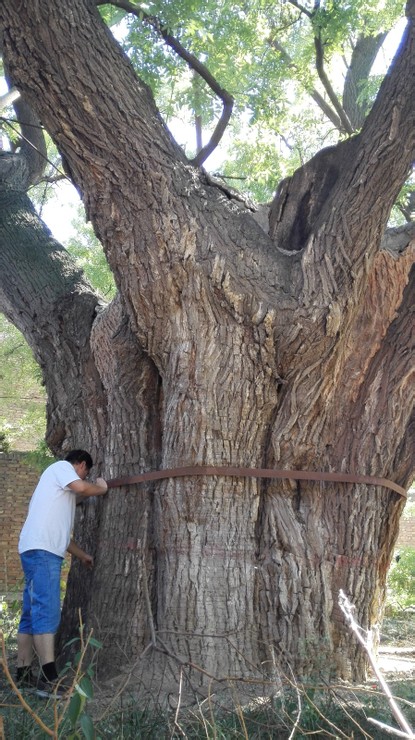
[67,539,93,568]
[68,477,108,498]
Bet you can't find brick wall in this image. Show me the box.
[398,519,415,548]
[398,488,415,548]
[0,452,414,593]
[0,452,40,593]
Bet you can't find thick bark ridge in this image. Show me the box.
[0,0,414,697]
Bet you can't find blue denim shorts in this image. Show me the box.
[18,550,63,635]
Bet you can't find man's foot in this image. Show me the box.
[15,667,37,690]
[35,676,68,700]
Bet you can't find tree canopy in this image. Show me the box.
[95,0,411,202]
[1,0,412,203]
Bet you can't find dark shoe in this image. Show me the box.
[35,676,68,700]
[15,667,37,690]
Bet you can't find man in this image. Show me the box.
[16,449,109,697]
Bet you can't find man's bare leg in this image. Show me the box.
[17,633,34,667]
[33,633,55,666]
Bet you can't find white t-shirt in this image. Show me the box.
[18,460,80,558]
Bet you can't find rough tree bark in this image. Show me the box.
[0,0,414,702]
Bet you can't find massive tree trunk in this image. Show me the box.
[0,0,414,702]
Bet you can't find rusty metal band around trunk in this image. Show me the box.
[107,466,407,498]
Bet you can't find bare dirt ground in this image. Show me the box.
[377,645,415,677]
[378,613,415,678]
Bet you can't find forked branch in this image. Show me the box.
[96,0,234,166]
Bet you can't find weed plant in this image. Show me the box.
[386,547,415,614]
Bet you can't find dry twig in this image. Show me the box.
[339,590,415,740]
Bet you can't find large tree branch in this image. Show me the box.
[96,0,234,167]
[342,33,387,130]
[2,59,48,186]
[271,31,387,136]
[0,0,291,363]
[269,38,344,132]
[286,0,313,20]
[286,0,354,134]
[266,232,415,490]
[338,260,415,490]
[313,33,353,135]
[292,5,415,319]
[1,0,412,377]
[340,2,415,231]
[8,97,47,185]
[0,186,107,456]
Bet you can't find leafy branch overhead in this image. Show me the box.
[95,0,412,210]
[96,0,234,166]
[1,0,412,208]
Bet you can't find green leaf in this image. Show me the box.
[80,713,95,740]
[87,637,103,649]
[76,675,94,699]
[68,692,83,727]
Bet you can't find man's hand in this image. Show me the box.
[80,553,94,569]
[67,540,94,568]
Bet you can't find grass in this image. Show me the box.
[1,583,414,738]
[76,679,415,738]
[381,611,415,647]
[1,648,414,738]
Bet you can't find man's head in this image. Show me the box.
[65,449,93,480]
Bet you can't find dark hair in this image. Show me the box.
[64,449,93,470]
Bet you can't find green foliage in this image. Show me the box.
[66,677,95,740]
[0,621,103,739]
[382,611,415,646]
[0,429,10,452]
[387,547,415,612]
[96,3,125,29]
[0,314,46,450]
[392,173,415,225]
[218,125,285,203]
[403,500,415,519]
[98,0,404,186]
[62,679,415,738]
[0,589,22,644]
[58,633,103,739]
[24,439,56,473]
[64,205,116,299]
